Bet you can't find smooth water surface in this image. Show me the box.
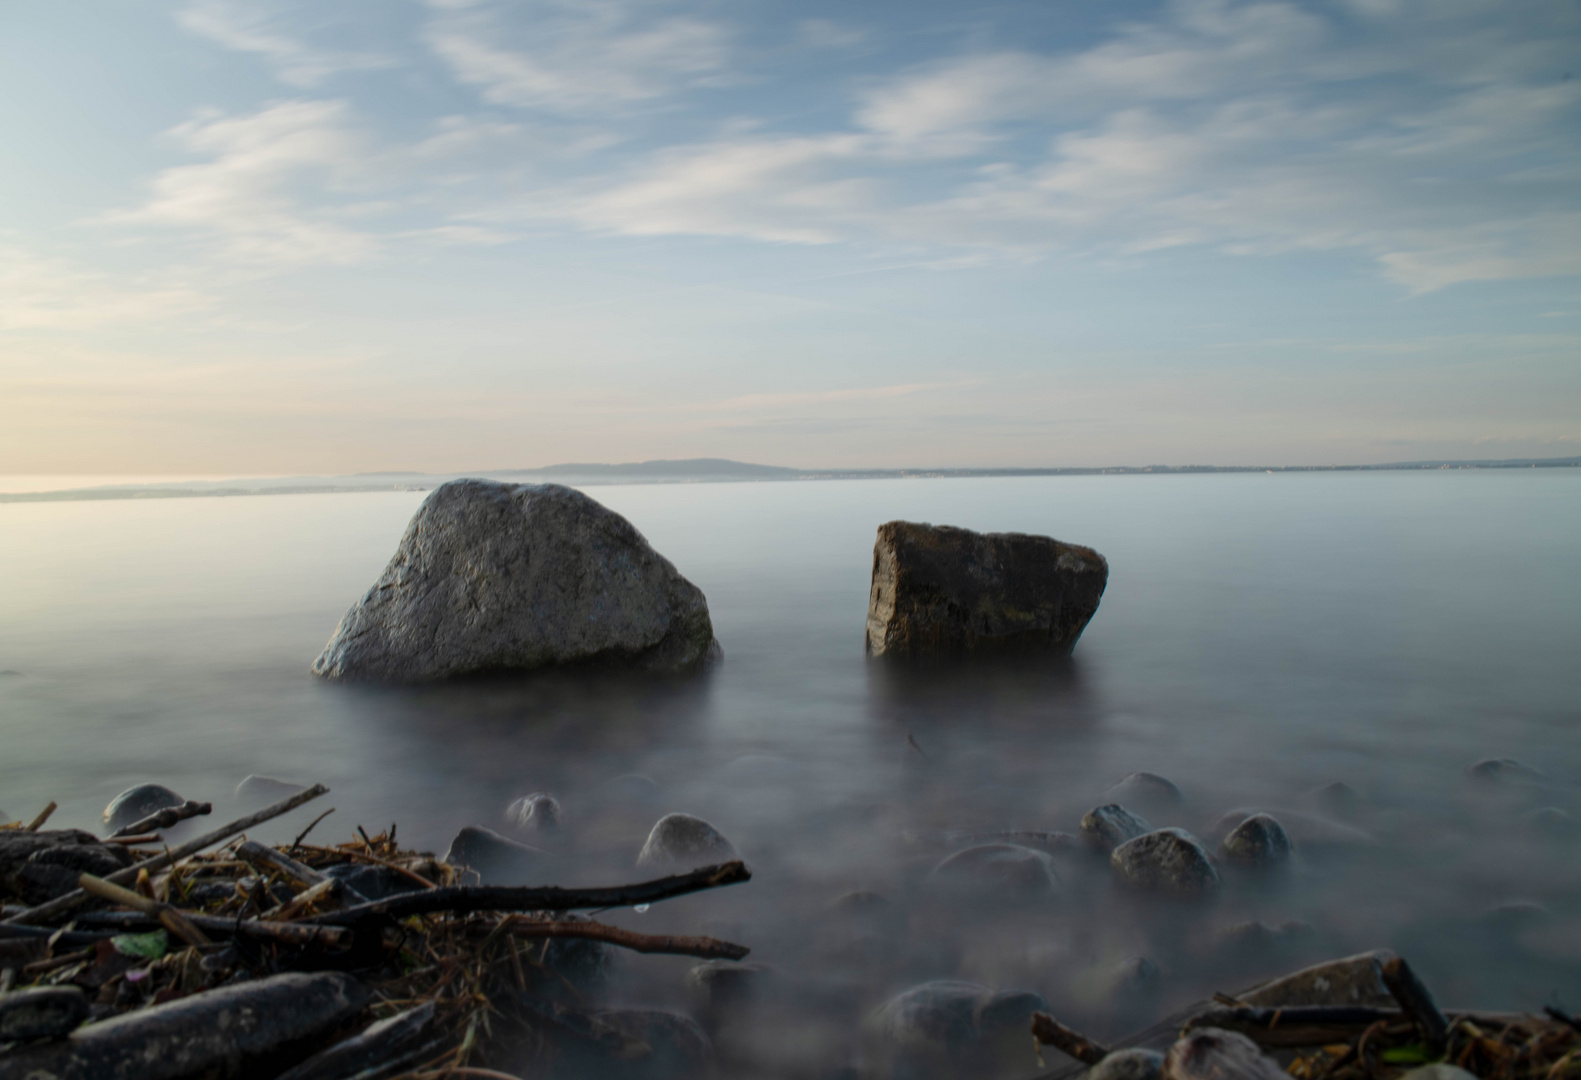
[2,472,1579,1076]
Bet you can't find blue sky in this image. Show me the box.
[2,0,1578,471]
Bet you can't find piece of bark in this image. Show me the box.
[1163,1029,1288,1080]
[1032,1011,1110,1064]
[1376,954,1449,1055]
[0,971,370,1080]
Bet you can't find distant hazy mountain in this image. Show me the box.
[495,458,800,479]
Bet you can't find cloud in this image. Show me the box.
[107,100,380,267]
[0,245,208,331]
[425,0,731,114]
[177,1,396,87]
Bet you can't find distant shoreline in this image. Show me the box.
[2,455,1577,504]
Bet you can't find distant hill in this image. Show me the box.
[3,455,1576,503]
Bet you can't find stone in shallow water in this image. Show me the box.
[687,960,771,1031]
[551,1010,712,1080]
[864,520,1108,659]
[442,826,547,885]
[103,783,185,834]
[1465,758,1545,784]
[1110,828,1219,895]
[506,792,564,833]
[1089,1048,1166,1080]
[312,480,720,682]
[1521,806,1577,836]
[1308,781,1360,817]
[234,775,306,804]
[1081,805,1153,852]
[0,985,90,1041]
[930,843,1061,898]
[1103,772,1184,811]
[1207,808,1374,851]
[868,980,1047,1054]
[1219,813,1293,867]
[636,813,736,868]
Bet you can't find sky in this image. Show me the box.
[1,0,1578,473]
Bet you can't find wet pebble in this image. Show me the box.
[103,783,185,834]
[1080,805,1153,852]
[636,813,736,868]
[1218,813,1293,867]
[1111,829,1220,895]
[0,985,90,1041]
[1103,772,1184,812]
[1089,1048,1166,1080]
[506,792,564,833]
[442,826,547,884]
[930,843,1061,897]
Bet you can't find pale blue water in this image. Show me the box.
[2,472,1579,1075]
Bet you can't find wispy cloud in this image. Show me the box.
[0,245,208,331]
[177,1,396,87]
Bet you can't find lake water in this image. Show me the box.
[2,472,1580,1078]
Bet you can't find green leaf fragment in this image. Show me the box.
[111,929,169,959]
[1381,1045,1433,1064]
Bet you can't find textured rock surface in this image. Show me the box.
[930,843,1061,897]
[1239,949,1396,1007]
[1,829,135,904]
[442,825,547,885]
[1111,828,1220,895]
[1090,1048,1166,1080]
[1219,813,1293,867]
[313,480,719,682]
[864,521,1107,659]
[0,972,370,1080]
[868,980,1047,1054]
[507,792,564,833]
[636,812,737,868]
[1164,1028,1287,1080]
[0,985,90,1041]
[1081,805,1154,852]
[103,783,185,834]
[1208,808,1375,851]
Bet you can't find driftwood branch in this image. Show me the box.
[1031,1012,1110,1064]
[235,840,329,889]
[25,802,58,831]
[55,908,352,948]
[306,859,752,926]
[1184,1007,1404,1047]
[108,800,212,839]
[502,917,749,960]
[78,873,213,949]
[2,784,329,927]
[1377,954,1449,1054]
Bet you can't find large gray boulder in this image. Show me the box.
[312,480,719,681]
[865,521,1107,660]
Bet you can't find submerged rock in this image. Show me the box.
[1111,829,1219,895]
[1521,806,1577,837]
[234,775,306,804]
[0,985,90,1041]
[687,960,771,1031]
[1208,808,1374,851]
[1081,805,1153,852]
[864,520,1107,659]
[1218,814,1293,867]
[1103,773,1184,811]
[636,813,737,868]
[103,783,185,834]
[930,843,1061,897]
[442,826,547,885]
[1308,781,1360,817]
[868,980,1048,1054]
[1089,1048,1166,1080]
[1466,758,1545,784]
[507,792,564,833]
[312,480,720,682]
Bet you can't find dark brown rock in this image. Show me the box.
[1110,829,1219,895]
[1,829,134,904]
[0,985,90,1041]
[864,521,1107,660]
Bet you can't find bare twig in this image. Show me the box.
[291,807,336,850]
[1031,1011,1110,1064]
[24,802,57,831]
[78,873,213,948]
[503,917,749,960]
[108,799,211,839]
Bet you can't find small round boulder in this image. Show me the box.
[931,843,1061,898]
[103,783,185,834]
[443,825,547,885]
[1088,1048,1165,1080]
[1080,804,1153,852]
[1466,758,1545,784]
[636,813,737,868]
[1102,772,1183,810]
[507,792,564,833]
[1219,813,1293,867]
[1111,828,1220,895]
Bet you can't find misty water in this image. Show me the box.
[3,471,1580,1078]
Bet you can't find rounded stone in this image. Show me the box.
[1219,813,1293,867]
[636,813,737,868]
[930,843,1061,897]
[1080,805,1153,852]
[506,792,564,833]
[0,986,91,1041]
[234,775,306,804]
[442,825,547,885]
[103,783,185,834]
[1466,758,1545,784]
[1102,772,1184,809]
[1207,808,1374,851]
[978,988,1049,1031]
[866,980,994,1053]
[1521,807,1577,836]
[311,480,719,682]
[1111,828,1220,895]
[1088,1048,1165,1080]
[1309,781,1360,817]
[831,889,892,915]
[686,960,771,1029]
